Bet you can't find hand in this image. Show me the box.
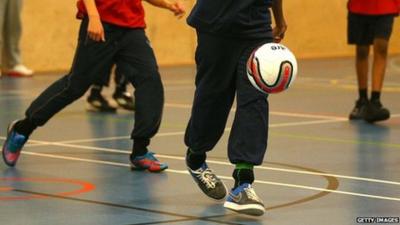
[169,1,186,18]
[272,23,287,43]
[87,16,105,42]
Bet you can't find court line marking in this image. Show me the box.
[20,151,400,202]
[21,111,400,146]
[0,186,12,192]
[12,190,240,225]
[62,131,186,144]
[21,117,349,146]
[20,112,399,147]
[165,103,347,120]
[0,177,95,201]
[20,139,400,187]
[271,131,400,149]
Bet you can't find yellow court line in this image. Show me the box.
[270,131,400,149]
[165,103,348,120]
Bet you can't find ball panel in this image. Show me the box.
[246,43,298,94]
[247,49,271,94]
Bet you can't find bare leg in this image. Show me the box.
[363,38,390,123]
[355,45,370,91]
[371,38,389,92]
[349,45,370,120]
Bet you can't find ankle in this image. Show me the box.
[186,148,206,170]
[233,165,255,189]
[358,89,368,101]
[90,85,103,96]
[132,138,149,157]
[14,119,36,137]
[370,91,381,102]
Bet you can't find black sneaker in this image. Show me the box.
[187,162,227,201]
[364,100,390,123]
[349,99,368,120]
[224,183,265,216]
[113,91,135,111]
[87,93,117,112]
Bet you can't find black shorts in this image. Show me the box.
[347,12,395,45]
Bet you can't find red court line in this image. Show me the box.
[0,177,95,200]
[0,186,12,192]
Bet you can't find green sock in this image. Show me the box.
[235,162,254,170]
[233,163,254,188]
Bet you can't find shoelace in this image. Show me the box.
[244,186,261,202]
[197,168,218,189]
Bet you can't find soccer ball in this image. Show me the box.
[246,43,298,94]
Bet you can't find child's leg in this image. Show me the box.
[355,45,370,98]
[16,19,117,134]
[371,38,389,96]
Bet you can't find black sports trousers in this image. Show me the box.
[185,31,272,165]
[93,63,129,89]
[25,19,164,143]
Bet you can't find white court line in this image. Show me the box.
[9,112,400,147]
[23,131,187,146]
[23,117,348,146]
[20,139,400,187]
[20,150,400,202]
[37,110,400,145]
[26,112,400,145]
[60,131,187,144]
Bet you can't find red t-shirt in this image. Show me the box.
[77,0,146,28]
[348,0,400,15]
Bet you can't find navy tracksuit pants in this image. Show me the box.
[25,19,163,143]
[185,32,271,165]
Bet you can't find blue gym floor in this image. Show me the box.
[1,56,400,225]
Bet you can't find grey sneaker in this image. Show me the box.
[187,162,227,201]
[224,183,265,216]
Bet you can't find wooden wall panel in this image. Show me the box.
[20,0,400,72]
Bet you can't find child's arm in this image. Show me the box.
[144,0,186,18]
[271,0,287,43]
[83,0,105,42]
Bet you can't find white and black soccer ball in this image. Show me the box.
[247,43,298,94]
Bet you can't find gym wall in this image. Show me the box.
[21,0,400,73]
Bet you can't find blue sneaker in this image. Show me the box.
[2,120,28,167]
[130,152,168,172]
[224,183,265,216]
[187,162,227,201]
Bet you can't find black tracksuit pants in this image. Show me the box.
[93,62,129,89]
[185,32,271,165]
[25,19,163,143]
